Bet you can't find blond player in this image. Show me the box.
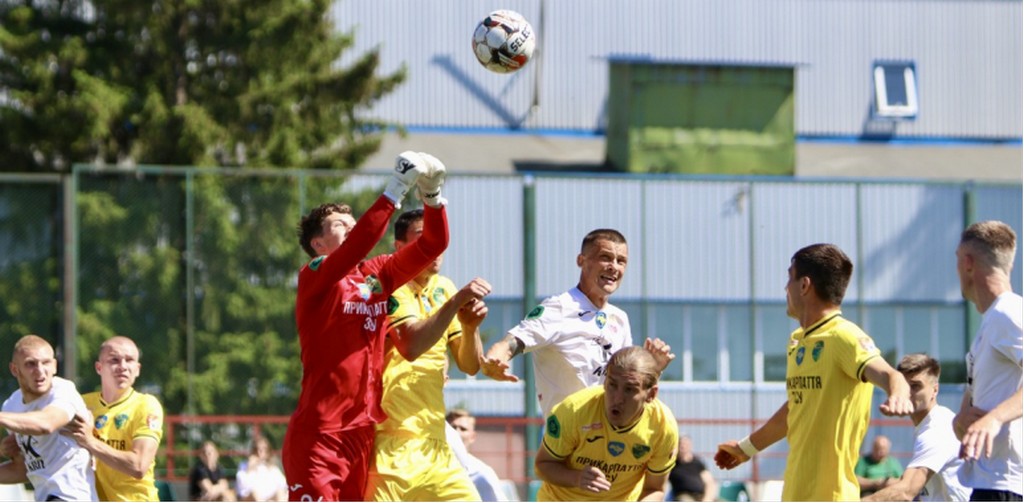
[64,335,163,501]
[365,209,492,501]
[714,243,913,501]
[535,346,678,502]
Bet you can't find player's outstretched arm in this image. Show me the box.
[480,334,523,382]
[715,402,788,470]
[863,358,914,416]
[0,405,74,436]
[862,466,931,501]
[452,281,492,375]
[392,278,491,362]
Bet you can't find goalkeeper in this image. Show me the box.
[282,151,450,502]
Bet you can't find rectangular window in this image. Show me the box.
[873,61,918,119]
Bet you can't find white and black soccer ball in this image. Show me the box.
[472,10,536,74]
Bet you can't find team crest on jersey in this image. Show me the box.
[95,415,108,429]
[795,346,806,366]
[526,305,544,320]
[387,296,400,315]
[308,256,325,271]
[632,443,651,459]
[608,441,625,457]
[147,414,162,431]
[546,415,561,439]
[595,311,607,329]
[355,282,371,300]
[812,341,824,361]
[432,287,445,304]
[114,413,129,429]
[365,275,383,295]
[858,337,877,352]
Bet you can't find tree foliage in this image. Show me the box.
[0,0,410,416]
[0,0,405,171]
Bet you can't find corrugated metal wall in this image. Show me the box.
[332,0,1022,138]
[439,175,1021,304]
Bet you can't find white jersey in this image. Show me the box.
[507,287,632,416]
[444,422,507,502]
[909,405,970,501]
[1,376,97,501]
[959,291,1023,493]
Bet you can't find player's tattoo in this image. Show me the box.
[506,335,524,357]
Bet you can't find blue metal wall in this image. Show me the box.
[332,0,1022,139]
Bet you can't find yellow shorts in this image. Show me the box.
[366,435,481,501]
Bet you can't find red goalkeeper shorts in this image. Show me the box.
[283,424,375,501]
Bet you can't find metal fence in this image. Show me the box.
[1,167,1020,390]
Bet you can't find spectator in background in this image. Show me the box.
[446,408,507,502]
[856,435,904,496]
[189,440,236,501]
[235,435,287,502]
[668,434,718,501]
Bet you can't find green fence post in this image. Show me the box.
[522,175,539,487]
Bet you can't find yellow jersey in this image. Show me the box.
[378,274,462,440]
[783,313,880,501]
[83,389,163,502]
[538,386,678,501]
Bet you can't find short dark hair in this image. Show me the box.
[897,353,941,380]
[297,203,352,258]
[446,408,473,425]
[581,229,627,254]
[394,209,425,243]
[791,243,853,305]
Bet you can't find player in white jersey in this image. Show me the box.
[0,335,97,501]
[864,354,969,501]
[482,229,674,416]
[952,221,1023,501]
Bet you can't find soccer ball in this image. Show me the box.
[472,10,536,74]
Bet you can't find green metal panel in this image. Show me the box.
[607,61,795,175]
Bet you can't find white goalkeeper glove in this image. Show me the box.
[383,151,428,208]
[416,152,447,208]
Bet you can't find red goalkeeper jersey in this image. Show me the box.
[290,197,449,432]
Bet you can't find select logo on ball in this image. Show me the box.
[472,10,537,74]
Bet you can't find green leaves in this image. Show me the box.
[1,0,405,171]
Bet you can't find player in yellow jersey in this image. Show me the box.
[714,243,913,501]
[65,336,163,501]
[365,209,492,501]
[536,346,678,502]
